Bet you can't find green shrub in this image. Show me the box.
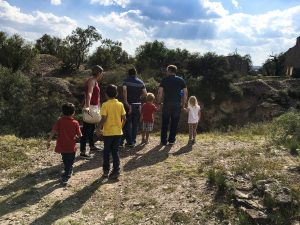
[268,110,300,146]
[0,67,67,137]
[286,138,299,155]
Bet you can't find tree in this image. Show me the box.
[262,53,286,76]
[135,40,168,71]
[89,39,129,69]
[66,26,101,70]
[186,52,232,104]
[35,34,62,56]
[0,33,37,72]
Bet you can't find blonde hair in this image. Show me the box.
[146,93,155,102]
[188,96,198,107]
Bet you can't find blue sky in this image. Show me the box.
[1,0,300,65]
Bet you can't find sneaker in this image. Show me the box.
[90,146,101,151]
[160,142,167,146]
[109,171,120,179]
[102,171,109,178]
[79,153,92,159]
[68,168,73,177]
[125,143,135,148]
[61,176,68,185]
[168,141,175,145]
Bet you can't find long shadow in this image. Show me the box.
[30,178,106,225]
[172,144,193,156]
[0,143,145,217]
[0,155,99,217]
[0,180,61,217]
[123,144,172,172]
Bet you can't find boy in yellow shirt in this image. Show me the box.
[99,84,126,179]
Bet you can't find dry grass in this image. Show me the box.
[0,125,299,224]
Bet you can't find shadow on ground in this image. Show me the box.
[123,144,172,172]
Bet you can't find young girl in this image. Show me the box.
[185,96,201,144]
[141,93,158,144]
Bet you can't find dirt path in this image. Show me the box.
[0,134,287,224]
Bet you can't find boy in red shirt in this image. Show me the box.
[141,93,158,144]
[47,103,82,185]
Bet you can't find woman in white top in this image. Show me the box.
[185,96,201,144]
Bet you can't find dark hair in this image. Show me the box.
[106,84,118,98]
[128,67,137,77]
[92,65,103,76]
[62,103,75,116]
[167,65,177,74]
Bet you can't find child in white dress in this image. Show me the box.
[185,96,201,144]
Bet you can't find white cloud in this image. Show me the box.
[231,0,239,9]
[50,0,61,5]
[200,0,229,17]
[0,0,77,39]
[90,10,151,54]
[90,0,129,8]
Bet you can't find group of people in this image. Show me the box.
[47,64,201,185]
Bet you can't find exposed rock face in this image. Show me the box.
[153,78,300,132]
[199,79,300,131]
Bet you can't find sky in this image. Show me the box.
[1,0,300,66]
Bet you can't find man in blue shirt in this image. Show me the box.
[157,65,188,145]
[123,67,147,146]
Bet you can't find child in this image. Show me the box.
[47,103,82,185]
[141,93,158,144]
[185,96,201,144]
[99,84,126,179]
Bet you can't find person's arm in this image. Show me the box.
[198,108,201,123]
[122,85,130,111]
[84,79,95,109]
[98,115,107,130]
[47,130,57,150]
[157,87,164,104]
[183,107,189,113]
[141,88,147,99]
[121,115,126,128]
[75,122,82,141]
[182,87,188,109]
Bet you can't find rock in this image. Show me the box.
[235,199,265,210]
[234,190,250,199]
[240,207,268,224]
[104,213,114,221]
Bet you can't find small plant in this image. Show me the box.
[237,212,255,225]
[207,169,230,197]
[286,138,299,155]
[207,169,216,185]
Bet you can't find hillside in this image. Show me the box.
[0,126,299,225]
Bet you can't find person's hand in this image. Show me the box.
[128,105,132,115]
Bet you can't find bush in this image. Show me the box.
[0,67,67,137]
[269,110,300,147]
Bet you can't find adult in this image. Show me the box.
[80,65,103,159]
[157,65,188,145]
[123,67,147,147]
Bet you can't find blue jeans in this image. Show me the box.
[161,102,181,144]
[80,122,95,153]
[61,153,75,178]
[124,104,141,144]
[103,136,121,173]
